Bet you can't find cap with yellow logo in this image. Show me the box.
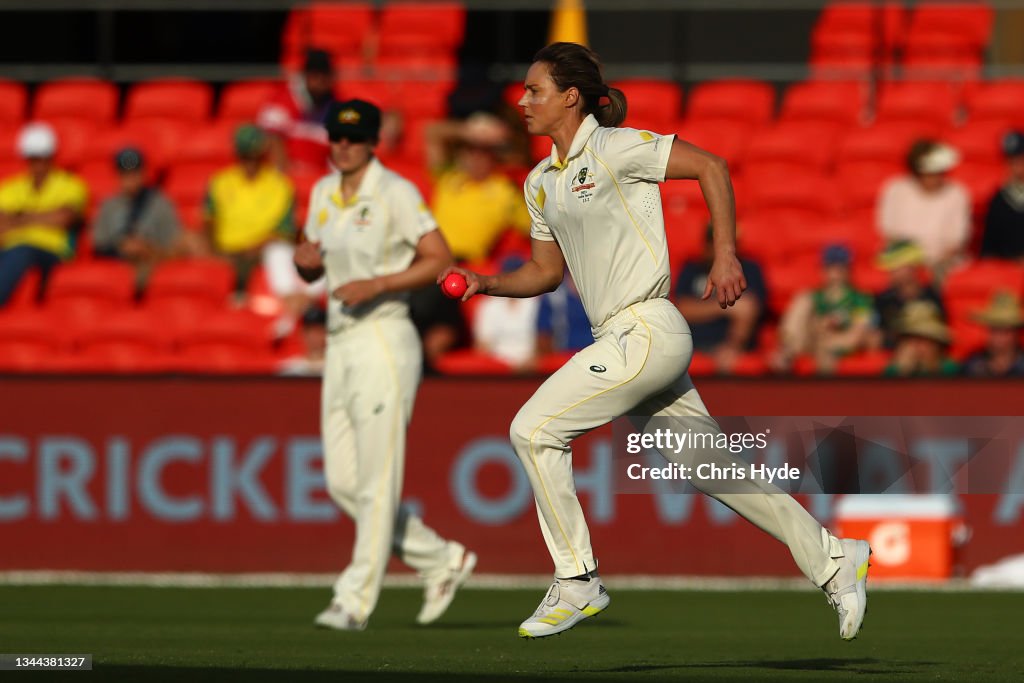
[324,99,381,143]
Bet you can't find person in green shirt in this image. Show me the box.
[884,300,960,377]
[773,244,875,374]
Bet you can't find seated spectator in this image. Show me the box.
[409,284,468,374]
[92,147,181,287]
[473,255,539,371]
[980,131,1024,262]
[877,139,970,279]
[962,292,1024,378]
[258,48,336,174]
[278,305,327,376]
[884,301,959,377]
[773,245,874,374]
[426,113,531,262]
[674,225,767,372]
[203,125,297,301]
[536,271,592,355]
[874,240,945,349]
[0,122,87,307]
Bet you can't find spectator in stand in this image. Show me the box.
[962,292,1024,378]
[980,131,1024,261]
[884,301,959,377]
[203,125,300,306]
[409,284,468,374]
[92,147,181,287]
[472,255,539,371]
[877,139,970,279]
[772,245,874,375]
[874,240,945,349]
[258,48,337,174]
[536,270,592,356]
[426,112,531,262]
[278,305,328,376]
[0,122,87,307]
[674,224,766,373]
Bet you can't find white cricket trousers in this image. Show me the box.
[322,317,451,621]
[509,297,843,587]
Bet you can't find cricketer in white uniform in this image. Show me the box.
[440,43,871,641]
[295,99,476,630]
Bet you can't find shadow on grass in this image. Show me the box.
[596,657,937,676]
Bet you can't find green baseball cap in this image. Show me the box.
[234,124,267,158]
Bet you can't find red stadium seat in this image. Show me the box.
[163,162,220,210]
[788,216,879,263]
[836,122,937,166]
[0,311,73,372]
[172,347,280,374]
[218,80,281,124]
[48,119,96,169]
[743,121,844,172]
[851,262,890,294]
[175,123,236,166]
[686,80,776,125]
[33,78,119,125]
[176,310,273,353]
[379,2,466,49]
[834,159,903,214]
[4,269,41,309]
[378,32,452,60]
[964,80,1024,127]
[686,352,715,377]
[813,2,905,50]
[125,80,213,123]
[835,350,891,376]
[952,161,1004,216]
[44,261,137,321]
[433,350,513,376]
[944,260,1024,307]
[77,160,121,207]
[943,121,1015,164]
[147,258,236,312]
[731,353,769,377]
[763,256,822,315]
[0,80,27,124]
[907,2,993,50]
[779,80,866,126]
[676,120,754,169]
[392,80,454,120]
[337,79,397,110]
[875,81,960,128]
[902,29,981,67]
[744,168,837,215]
[735,214,795,264]
[611,79,684,130]
[305,2,375,51]
[68,311,173,373]
[81,119,186,174]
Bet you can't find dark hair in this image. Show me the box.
[906,139,939,176]
[533,42,627,128]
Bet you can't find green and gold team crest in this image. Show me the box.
[571,166,596,203]
[354,205,372,229]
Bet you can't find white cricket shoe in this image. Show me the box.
[823,538,871,640]
[314,602,366,631]
[416,543,478,625]
[518,574,610,639]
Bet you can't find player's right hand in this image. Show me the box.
[294,240,323,270]
[436,265,484,301]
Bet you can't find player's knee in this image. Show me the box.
[508,411,537,458]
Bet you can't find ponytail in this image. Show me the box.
[533,42,629,128]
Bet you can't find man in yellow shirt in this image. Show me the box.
[0,122,88,306]
[205,124,298,298]
[427,113,530,262]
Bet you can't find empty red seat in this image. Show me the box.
[875,81,960,128]
[943,121,1014,164]
[779,80,865,126]
[33,78,119,124]
[907,2,993,50]
[83,119,187,173]
[0,311,74,372]
[836,122,936,166]
[944,261,1024,308]
[147,258,235,311]
[434,349,513,376]
[763,256,822,315]
[0,80,27,124]
[744,168,837,215]
[218,80,281,124]
[835,159,904,213]
[77,160,122,207]
[45,261,136,321]
[48,119,96,169]
[304,2,375,51]
[835,350,891,376]
[611,79,684,130]
[379,2,466,49]
[676,119,754,168]
[744,121,843,171]
[125,80,213,123]
[163,162,220,210]
[814,2,905,48]
[687,80,775,125]
[965,80,1024,126]
[175,123,236,166]
[378,31,452,60]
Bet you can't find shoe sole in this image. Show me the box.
[518,592,611,639]
[415,551,478,625]
[842,541,872,641]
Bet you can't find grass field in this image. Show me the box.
[1,585,1021,682]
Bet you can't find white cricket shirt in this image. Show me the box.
[304,157,437,334]
[525,114,676,330]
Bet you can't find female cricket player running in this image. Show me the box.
[438,43,870,640]
[295,99,476,630]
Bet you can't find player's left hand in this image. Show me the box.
[333,278,384,307]
[703,254,747,309]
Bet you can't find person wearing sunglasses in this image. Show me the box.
[294,99,476,631]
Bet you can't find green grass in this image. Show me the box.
[0,586,1020,682]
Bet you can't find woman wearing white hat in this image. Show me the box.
[0,122,88,306]
[877,139,970,278]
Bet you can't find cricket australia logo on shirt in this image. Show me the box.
[571,166,596,204]
[354,205,372,230]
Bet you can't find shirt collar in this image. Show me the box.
[545,114,600,172]
[331,156,383,207]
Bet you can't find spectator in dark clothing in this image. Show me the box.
[674,224,767,372]
[536,271,592,355]
[874,240,945,349]
[92,147,181,287]
[980,131,1024,261]
[409,285,468,374]
[963,292,1024,378]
